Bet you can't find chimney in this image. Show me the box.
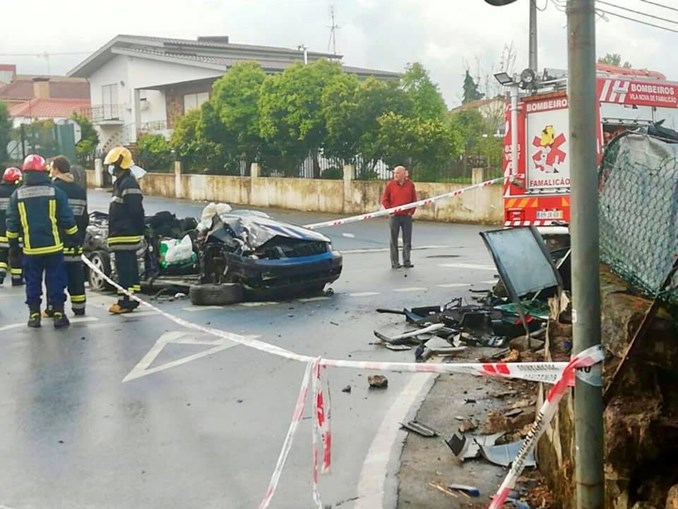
[197,36,229,44]
[33,77,50,99]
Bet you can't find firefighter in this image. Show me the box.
[6,154,78,328]
[45,156,88,316]
[104,146,145,314]
[0,167,24,286]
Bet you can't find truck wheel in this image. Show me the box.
[189,283,244,306]
[87,251,113,292]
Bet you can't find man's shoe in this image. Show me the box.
[73,309,86,317]
[391,263,402,269]
[109,303,134,315]
[27,312,41,328]
[53,312,70,329]
[403,262,414,268]
[42,309,55,318]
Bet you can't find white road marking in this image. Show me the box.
[181,305,224,312]
[480,280,499,285]
[239,301,278,307]
[123,330,247,382]
[439,262,496,271]
[436,283,471,288]
[0,316,98,332]
[355,372,436,509]
[393,287,427,293]
[120,310,159,318]
[348,292,380,297]
[296,296,331,302]
[341,232,356,238]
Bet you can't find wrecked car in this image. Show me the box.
[83,207,342,302]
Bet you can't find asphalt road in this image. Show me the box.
[0,190,501,509]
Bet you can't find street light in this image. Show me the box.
[494,72,520,177]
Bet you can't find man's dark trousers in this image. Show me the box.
[389,215,412,267]
[23,252,67,312]
[114,250,140,308]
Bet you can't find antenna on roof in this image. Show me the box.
[328,5,339,55]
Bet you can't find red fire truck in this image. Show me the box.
[502,64,678,228]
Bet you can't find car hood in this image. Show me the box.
[208,213,331,249]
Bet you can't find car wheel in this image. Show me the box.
[88,250,113,292]
[189,283,244,306]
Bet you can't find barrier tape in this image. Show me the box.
[303,176,505,230]
[259,360,313,509]
[488,345,604,509]
[82,255,602,508]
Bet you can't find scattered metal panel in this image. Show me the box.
[479,227,563,299]
[478,439,537,468]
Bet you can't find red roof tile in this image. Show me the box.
[9,98,91,119]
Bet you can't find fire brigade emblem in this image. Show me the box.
[532,125,566,174]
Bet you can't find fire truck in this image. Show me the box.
[502,64,678,228]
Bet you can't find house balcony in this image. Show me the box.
[79,104,125,126]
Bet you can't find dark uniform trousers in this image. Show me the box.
[24,252,68,311]
[63,247,86,313]
[114,249,140,307]
[0,247,23,285]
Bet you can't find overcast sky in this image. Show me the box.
[1,0,676,107]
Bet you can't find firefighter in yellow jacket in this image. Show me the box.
[104,147,145,314]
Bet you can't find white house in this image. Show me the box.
[68,34,399,153]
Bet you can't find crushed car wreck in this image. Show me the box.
[83,204,343,303]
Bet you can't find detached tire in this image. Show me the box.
[189,283,243,306]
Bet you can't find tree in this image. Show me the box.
[376,112,462,181]
[210,62,267,174]
[322,76,414,176]
[259,59,343,176]
[170,108,220,173]
[598,53,632,69]
[70,112,99,167]
[136,133,174,172]
[400,63,447,120]
[0,102,11,163]
[462,70,484,104]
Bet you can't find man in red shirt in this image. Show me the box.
[381,166,417,268]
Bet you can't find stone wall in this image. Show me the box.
[86,163,504,225]
[539,265,678,509]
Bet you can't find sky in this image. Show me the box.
[1,0,677,108]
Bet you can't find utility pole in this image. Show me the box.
[297,44,308,65]
[529,0,538,72]
[567,0,604,506]
[328,5,339,54]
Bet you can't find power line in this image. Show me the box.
[597,8,678,33]
[640,0,678,14]
[597,0,678,25]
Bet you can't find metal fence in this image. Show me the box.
[599,133,678,304]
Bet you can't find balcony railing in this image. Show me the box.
[78,104,125,124]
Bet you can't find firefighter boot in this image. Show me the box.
[27,306,41,328]
[52,310,70,329]
[42,306,55,318]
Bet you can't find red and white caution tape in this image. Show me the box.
[303,176,505,230]
[311,358,323,508]
[488,344,604,509]
[259,360,314,509]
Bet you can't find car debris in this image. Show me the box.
[341,385,351,394]
[478,439,537,468]
[367,375,388,389]
[373,323,445,345]
[400,420,439,437]
[444,431,506,461]
[447,484,481,497]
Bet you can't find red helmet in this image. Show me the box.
[2,167,22,184]
[22,154,46,172]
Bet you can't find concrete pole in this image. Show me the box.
[567,0,604,507]
[529,0,538,72]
